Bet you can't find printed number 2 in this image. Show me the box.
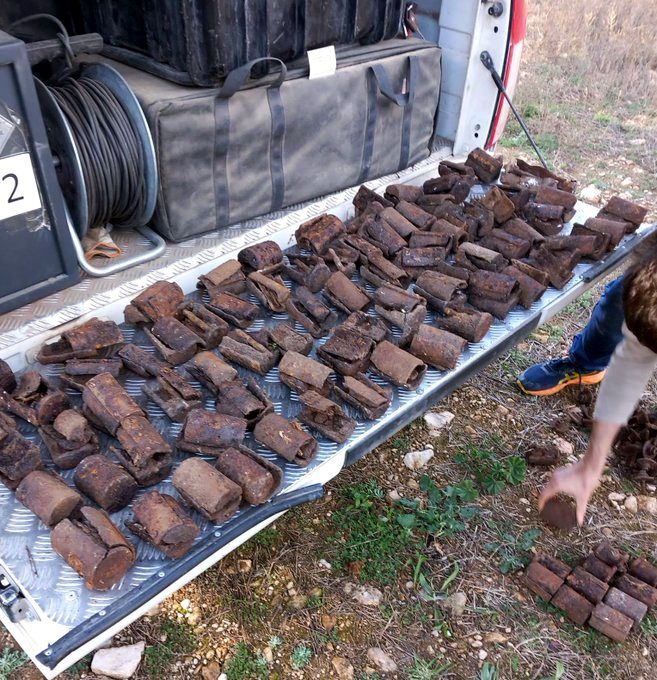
[2,173,23,204]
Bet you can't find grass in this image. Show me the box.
[223,642,268,680]
[142,619,197,678]
[484,523,542,573]
[326,480,416,585]
[290,644,312,670]
[0,648,27,680]
[454,445,527,496]
[407,656,451,679]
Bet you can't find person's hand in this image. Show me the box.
[538,458,603,525]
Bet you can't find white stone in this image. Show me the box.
[638,495,657,515]
[608,492,626,503]
[180,598,191,610]
[553,437,574,456]
[424,411,455,435]
[403,448,434,470]
[621,177,633,187]
[367,648,398,673]
[262,647,274,665]
[441,591,467,617]
[387,489,401,502]
[219,675,228,680]
[332,656,355,680]
[353,585,383,607]
[624,496,638,514]
[579,184,602,204]
[478,650,488,661]
[91,642,145,679]
[237,559,252,573]
[318,558,332,570]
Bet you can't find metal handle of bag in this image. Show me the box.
[216,57,287,99]
[369,56,417,107]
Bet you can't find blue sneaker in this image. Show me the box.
[516,357,606,396]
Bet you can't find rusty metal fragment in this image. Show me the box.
[370,340,426,390]
[173,457,242,523]
[408,231,453,252]
[124,281,184,324]
[456,242,508,272]
[215,377,273,428]
[395,200,436,230]
[51,506,136,590]
[39,408,99,469]
[197,259,246,295]
[324,271,371,314]
[395,247,447,279]
[246,272,290,314]
[16,470,81,526]
[263,324,314,355]
[434,308,493,343]
[571,224,611,255]
[215,446,282,505]
[60,358,122,392]
[127,491,199,558]
[567,567,609,603]
[238,240,283,272]
[524,560,564,601]
[117,343,166,379]
[219,330,277,374]
[113,415,173,486]
[545,234,607,261]
[185,351,238,393]
[286,286,338,338]
[360,251,409,289]
[0,360,16,393]
[429,218,468,248]
[408,324,467,371]
[359,215,407,257]
[373,284,427,338]
[0,389,38,427]
[317,327,374,376]
[480,228,531,260]
[0,419,42,489]
[463,202,495,238]
[439,159,477,179]
[510,259,551,288]
[503,217,545,247]
[383,183,423,205]
[333,373,391,420]
[551,585,593,625]
[604,587,648,626]
[480,186,515,223]
[283,254,331,292]
[279,351,333,395]
[353,185,393,214]
[526,245,575,289]
[509,159,576,193]
[599,196,647,230]
[589,602,633,642]
[37,318,124,364]
[468,292,520,320]
[145,317,204,365]
[339,311,388,343]
[176,302,230,349]
[298,390,356,443]
[178,409,246,455]
[143,367,202,421]
[254,412,318,467]
[414,270,467,314]
[629,558,657,588]
[523,202,565,236]
[533,185,577,211]
[296,214,346,255]
[423,173,459,194]
[206,291,259,329]
[503,265,547,309]
[583,555,617,583]
[379,207,418,238]
[582,217,626,247]
[74,454,137,512]
[82,373,142,436]
[465,148,503,183]
[539,494,577,530]
[468,270,519,302]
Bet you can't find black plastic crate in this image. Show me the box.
[77,0,405,86]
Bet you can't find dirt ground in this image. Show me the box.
[3,2,657,679]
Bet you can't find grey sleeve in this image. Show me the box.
[593,325,657,425]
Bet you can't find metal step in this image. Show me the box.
[0,153,653,678]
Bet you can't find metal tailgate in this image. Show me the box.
[0,153,653,678]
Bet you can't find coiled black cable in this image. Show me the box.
[49,75,147,230]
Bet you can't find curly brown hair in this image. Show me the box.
[624,231,657,353]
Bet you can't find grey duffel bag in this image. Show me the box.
[117,39,442,241]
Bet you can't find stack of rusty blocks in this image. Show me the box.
[524,540,657,642]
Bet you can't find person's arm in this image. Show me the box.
[539,327,657,524]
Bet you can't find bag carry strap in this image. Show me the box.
[214,58,287,225]
[358,55,419,183]
[216,57,287,99]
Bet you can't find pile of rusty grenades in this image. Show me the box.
[0,147,648,592]
[525,541,657,642]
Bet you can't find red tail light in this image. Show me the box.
[485,0,528,150]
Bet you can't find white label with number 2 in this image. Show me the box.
[0,152,42,222]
